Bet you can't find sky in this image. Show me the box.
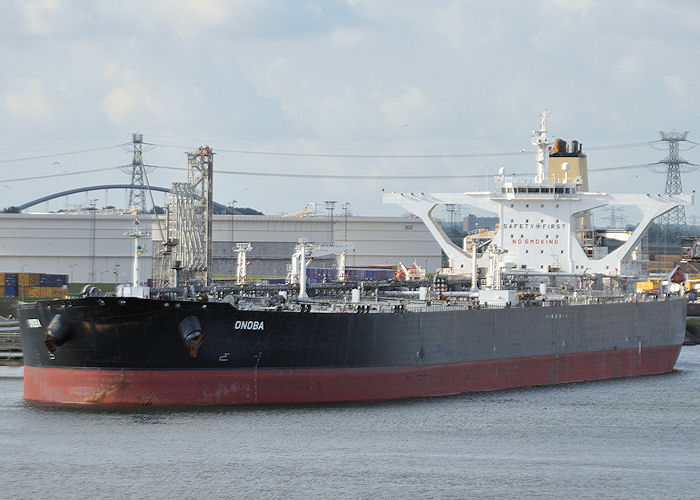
[1,0,699,224]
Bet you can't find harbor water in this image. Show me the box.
[1,348,699,499]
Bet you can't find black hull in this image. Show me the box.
[18,296,687,405]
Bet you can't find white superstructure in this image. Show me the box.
[384,114,694,280]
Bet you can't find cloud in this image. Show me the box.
[328,27,367,48]
[432,3,506,52]
[613,54,644,85]
[543,0,594,14]
[1,1,699,216]
[3,79,51,121]
[380,87,427,129]
[102,86,141,123]
[662,74,689,108]
[100,64,167,125]
[18,0,62,35]
[16,0,95,38]
[136,0,234,38]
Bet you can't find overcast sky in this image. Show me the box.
[1,0,699,223]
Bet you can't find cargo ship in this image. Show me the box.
[18,114,693,406]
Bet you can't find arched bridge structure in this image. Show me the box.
[17,184,229,213]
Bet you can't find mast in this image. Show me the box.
[531,110,549,183]
[125,218,150,286]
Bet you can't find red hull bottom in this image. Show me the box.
[24,345,682,406]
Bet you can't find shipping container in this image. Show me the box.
[5,285,18,297]
[39,273,69,287]
[25,287,43,298]
[19,273,41,286]
[4,273,18,286]
[306,266,396,282]
[265,279,286,285]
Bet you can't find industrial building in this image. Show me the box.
[0,212,442,285]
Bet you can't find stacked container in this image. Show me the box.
[4,273,18,297]
[306,265,397,283]
[2,272,69,297]
[19,273,41,287]
[39,273,69,287]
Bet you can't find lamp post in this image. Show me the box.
[21,264,28,301]
[325,201,336,245]
[342,202,350,243]
[230,200,237,281]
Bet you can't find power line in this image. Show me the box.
[144,164,492,179]
[0,166,127,183]
[214,147,529,159]
[585,142,651,151]
[0,144,127,164]
[146,162,658,179]
[589,163,658,172]
[149,142,537,158]
[0,161,661,184]
[0,139,671,164]
[173,142,652,159]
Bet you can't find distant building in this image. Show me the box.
[0,213,442,284]
[463,213,499,232]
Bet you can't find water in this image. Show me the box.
[1,350,699,500]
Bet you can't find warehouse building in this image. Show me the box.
[0,212,442,286]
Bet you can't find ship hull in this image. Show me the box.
[19,297,687,406]
[24,345,681,405]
